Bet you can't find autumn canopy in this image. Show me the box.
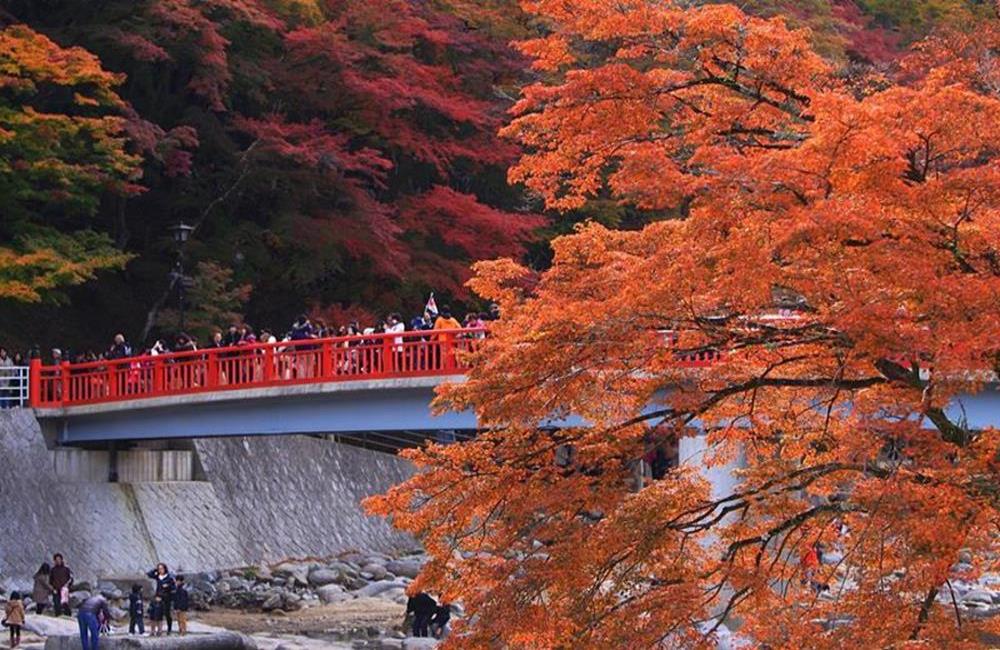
[368,0,1000,647]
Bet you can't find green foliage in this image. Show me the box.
[855,0,991,34]
[158,261,251,340]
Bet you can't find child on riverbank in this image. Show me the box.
[148,596,164,636]
[4,591,25,648]
[174,576,189,636]
[128,584,144,635]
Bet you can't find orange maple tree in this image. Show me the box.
[368,2,1000,647]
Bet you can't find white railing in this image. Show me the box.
[0,366,29,408]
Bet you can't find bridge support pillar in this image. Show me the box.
[51,447,194,482]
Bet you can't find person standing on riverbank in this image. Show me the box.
[49,554,73,617]
[127,584,144,635]
[174,576,189,636]
[76,594,109,650]
[5,591,25,648]
[31,564,53,615]
[405,592,437,638]
[146,564,175,634]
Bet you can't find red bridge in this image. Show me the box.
[24,328,724,445]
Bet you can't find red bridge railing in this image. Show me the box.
[29,328,487,408]
[28,328,722,409]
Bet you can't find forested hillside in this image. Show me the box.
[0,0,991,351]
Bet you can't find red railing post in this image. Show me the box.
[29,358,41,407]
[153,356,165,395]
[207,349,219,389]
[319,340,330,378]
[107,362,117,398]
[60,361,71,405]
[383,335,394,375]
[263,345,275,382]
[442,332,456,372]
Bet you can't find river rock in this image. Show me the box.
[220,576,249,592]
[262,592,284,612]
[354,580,408,599]
[68,590,92,608]
[339,552,367,566]
[362,564,389,581]
[963,590,995,605]
[272,563,309,587]
[307,568,339,587]
[401,638,438,649]
[316,584,350,604]
[378,640,404,650]
[23,615,80,636]
[385,560,422,580]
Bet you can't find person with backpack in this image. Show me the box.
[4,592,25,648]
[127,584,144,635]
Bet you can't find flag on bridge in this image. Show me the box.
[425,292,438,317]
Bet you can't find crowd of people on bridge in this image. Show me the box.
[17,296,498,369]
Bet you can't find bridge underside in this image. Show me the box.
[36,376,481,446]
[33,373,1000,449]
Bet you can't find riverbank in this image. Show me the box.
[6,550,446,650]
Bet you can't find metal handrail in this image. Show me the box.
[0,366,30,408]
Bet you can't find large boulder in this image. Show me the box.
[963,590,996,605]
[68,590,92,608]
[315,584,351,605]
[401,638,438,649]
[385,560,422,580]
[306,569,339,587]
[261,591,284,612]
[22,615,80,637]
[361,564,389,581]
[354,581,408,599]
[271,563,309,587]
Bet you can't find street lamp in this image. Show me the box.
[169,222,195,331]
[170,221,194,245]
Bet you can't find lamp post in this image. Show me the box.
[169,222,195,332]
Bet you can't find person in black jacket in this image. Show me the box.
[146,564,176,634]
[174,576,190,636]
[405,592,437,638]
[128,584,144,635]
[431,602,451,639]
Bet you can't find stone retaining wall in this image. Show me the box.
[0,409,413,588]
